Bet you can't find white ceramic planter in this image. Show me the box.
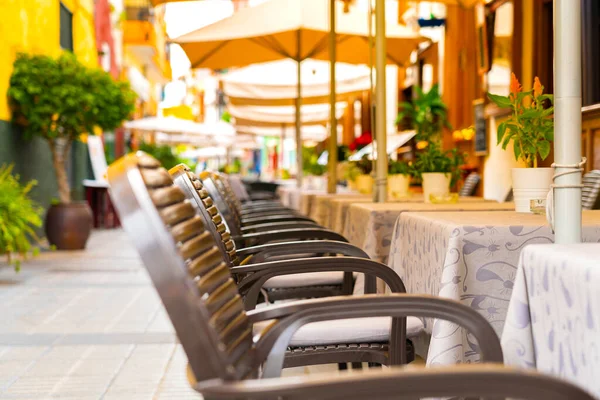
[511,167,554,213]
[422,172,451,203]
[355,174,374,194]
[388,174,411,199]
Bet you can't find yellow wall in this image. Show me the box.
[0,0,98,120]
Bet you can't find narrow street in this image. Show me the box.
[0,230,196,399]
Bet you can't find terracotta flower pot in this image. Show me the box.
[45,202,93,250]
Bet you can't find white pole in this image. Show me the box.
[553,0,582,244]
[295,53,303,188]
[374,0,387,202]
[328,0,337,194]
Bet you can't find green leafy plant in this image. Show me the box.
[396,84,452,142]
[487,74,554,168]
[8,52,136,204]
[138,142,197,171]
[388,159,414,176]
[302,146,326,176]
[414,143,466,188]
[221,110,232,123]
[0,164,44,271]
[351,155,373,175]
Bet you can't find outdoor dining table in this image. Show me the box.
[309,193,370,226]
[502,243,600,398]
[298,186,354,217]
[343,198,508,263]
[329,194,424,233]
[389,210,600,367]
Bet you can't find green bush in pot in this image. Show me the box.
[414,143,466,202]
[0,164,44,271]
[388,159,414,199]
[396,84,451,142]
[8,52,136,249]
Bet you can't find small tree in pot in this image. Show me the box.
[488,74,554,212]
[8,52,135,249]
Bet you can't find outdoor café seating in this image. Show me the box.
[105,151,595,400]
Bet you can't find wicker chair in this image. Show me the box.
[107,152,593,400]
[582,170,600,210]
[171,164,385,309]
[459,172,481,197]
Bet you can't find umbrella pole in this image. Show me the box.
[374,0,387,202]
[280,123,285,178]
[328,0,337,194]
[295,35,303,188]
[553,0,582,244]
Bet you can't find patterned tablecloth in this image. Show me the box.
[389,210,600,367]
[328,194,424,233]
[310,194,370,226]
[344,199,507,263]
[502,243,600,397]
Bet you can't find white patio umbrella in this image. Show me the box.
[124,116,236,137]
[221,59,370,106]
[228,102,347,125]
[173,0,426,188]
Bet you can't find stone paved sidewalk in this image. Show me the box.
[0,230,196,399]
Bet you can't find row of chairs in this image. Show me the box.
[106,151,593,400]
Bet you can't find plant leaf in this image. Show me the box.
[487,93,512,108]
[497,122,507,145]
[538,140,551,160]
[513,140,522,161]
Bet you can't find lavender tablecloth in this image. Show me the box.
[309,194,370,226]
[502,243,600,397]
[389,210,600,367]
[344,199,507,263]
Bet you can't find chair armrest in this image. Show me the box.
[237,240,368,262]
[242,215,316,225]
[233,256,401,309]
[241,221,319,233]
[233,228,347,248]
[248,294,502,378]
[196,364,594,400]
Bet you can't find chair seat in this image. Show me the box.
[264,272,346,288]
[254,316,424,347]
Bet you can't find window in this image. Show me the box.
[59,2,73,51]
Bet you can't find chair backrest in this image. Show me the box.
[228,174,251,202]
[170,165,239,266]
[582,170,600,210]
[459,172,480,197]
[107,152,254,382]
[199,171,244,237]
[87,135,109,181]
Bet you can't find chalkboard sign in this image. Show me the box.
[473,99,487,156]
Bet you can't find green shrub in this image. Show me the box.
[8,52,136,204]
[0,164,44,271]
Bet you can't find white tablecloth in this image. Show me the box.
[344,199,507,263]
[309,194,370,226]
[502,243,600,397]
[389,210,600,367]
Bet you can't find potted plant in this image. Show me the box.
[488,74,554,212]
[387,159,413,198]
[396,84,452,144]
[0,164,44,271]
[8,53,135,249]
[302,147,327,189]
[414,143,466,203]
[349,155,374,194]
